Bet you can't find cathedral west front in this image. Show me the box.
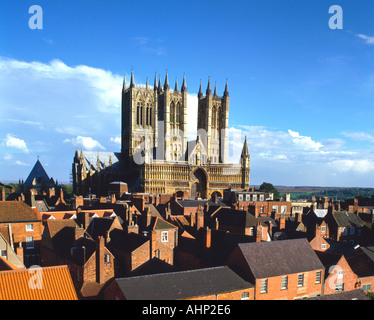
[72,70,250,199]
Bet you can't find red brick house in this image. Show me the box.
[103,266,254,300]
[325,209,365,246]
[40,216,117,298]
[315,251,361,295]
[310,233,331,252]
[210,207,268,240]
[226,238,325,300]
[0,201,42,267]
[345,246,374,293]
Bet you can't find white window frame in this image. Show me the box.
[238,194,243,201]
[281,276,288,290]
[281,206,287,213]
[316,271,322,284]
[26,224,34,232]
[252,194,257,201]
[321,226,326,232]
[241,292,250,300]
[161,231,168,242]
[259,195,264,201]
[337,269,344,280]
[335,283,344,292]
[298,274,304,287]
[26,236,34,249]
[321,244,327,250]
[272,205,278,213]
[245,194,250,202]
[362,283,372,291]
[260,279,268,294]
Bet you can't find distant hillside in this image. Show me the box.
[275,186,374,201]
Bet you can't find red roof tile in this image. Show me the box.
[0,265,78,300]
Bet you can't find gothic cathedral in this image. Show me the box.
[72,70,250,198]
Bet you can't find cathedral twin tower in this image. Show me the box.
[73,70,250,199]
[121,70,230,167]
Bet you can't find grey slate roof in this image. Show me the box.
[346,246,374,278]
[332,211,365,228]
[24,159,50,186]
[113,266,253,300]
[236,238,324,279]
[214,208,259,228]
[307,289,369,300]
[82,151,121,171]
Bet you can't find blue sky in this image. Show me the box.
[1,0,374,187]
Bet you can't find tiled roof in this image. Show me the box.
[332,211,365,228]
[24,159,50,186]
[0,265,78,300]
[82,151,121,171]
[0,201,40,223]
[151,217,178,230]
[236,238,324,279]
[308,289,369,300]
[113,266,253,300]
[213,208,259,228]
[346,246,374,278]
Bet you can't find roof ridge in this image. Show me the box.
[117,265,228,281]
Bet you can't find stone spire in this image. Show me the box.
[198,79,203,98]
[224,79,229,96]
[213,81,217,97]
[158,75,163,93]
[122,74,126,91]
[154,73,158,91]
[206,77,212,95]
[181,73,187,92]
[241,136,249,158]
[130,68,135,88]
[174,77,179,92]
[164,70,170,90]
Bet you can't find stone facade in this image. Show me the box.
[73,71,250,198]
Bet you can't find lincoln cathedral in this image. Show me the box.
[72,70,250,199]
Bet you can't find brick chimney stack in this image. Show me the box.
[16,242,24,263]
[1,188,5,201]
[196,206,204,230]
[150,230,157,258]
[205,227,211,249]
[146,207,152,227]
[49,187,55,199]
[256,222,262,242]
[97,236,105,284]
[279,215,286,230]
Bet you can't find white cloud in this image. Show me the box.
[63,136,105,150]
[328,159,374,174]
[2,134,29,153]
[110,136,121,145]
[288,129,323,151]
[341,131,374,143]
[15,160,29,166]
[356,33,374,45]
[133,36,167,56]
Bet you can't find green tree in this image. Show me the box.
[259,182,280,200]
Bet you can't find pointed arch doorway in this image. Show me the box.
[190,168,207,199]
